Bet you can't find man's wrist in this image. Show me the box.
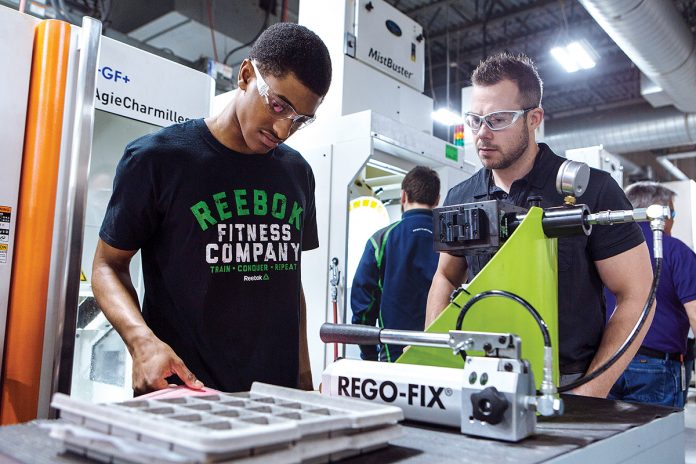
[125,327,157,356]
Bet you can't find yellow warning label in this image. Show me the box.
[80,270,87,281]
[0,244,7,251]
[0,206,11,247]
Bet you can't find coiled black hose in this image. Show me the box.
[455,289,552,348]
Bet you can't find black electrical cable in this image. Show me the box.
[222,8,270,65]
[455,289,552,348]
[558,257,662,392]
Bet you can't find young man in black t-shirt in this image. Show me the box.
[93,23,331,394]
[425,52,653,398]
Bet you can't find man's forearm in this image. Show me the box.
[92,259,153,354]
[424,274,456,327]
[685,301,696,335]
[575,298,655,398]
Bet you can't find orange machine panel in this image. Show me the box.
[1,19,71,424]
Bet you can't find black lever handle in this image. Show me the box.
[320,323,382,345]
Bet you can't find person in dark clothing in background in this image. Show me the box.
[351,166,440,362]
[606,182,696,408]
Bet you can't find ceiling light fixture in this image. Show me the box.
[551,40,596,73]
[432,108,463,126]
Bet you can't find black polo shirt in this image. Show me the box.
[444,143,645,374]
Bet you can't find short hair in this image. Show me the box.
[624,181,676,208]
[249,23,332,97]
[471,52,543,108]
[402,166,440,206]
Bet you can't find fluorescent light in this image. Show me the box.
[432,108,463,126]
[551,41,597,73]
[551,46,579,73]
[567,41,596,69]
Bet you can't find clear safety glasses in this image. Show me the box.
[464,107,537,131]
[250,60,315,130]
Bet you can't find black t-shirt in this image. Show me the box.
[444,143,644,374]
[100,119,319,391]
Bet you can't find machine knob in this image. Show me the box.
[527,195,543,208]
[471,386,509,425]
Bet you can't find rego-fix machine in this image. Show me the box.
[321,323,559,442]
[321,160,672,443]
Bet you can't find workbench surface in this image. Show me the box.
[0,395,685,463]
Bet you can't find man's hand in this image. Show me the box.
[130,335,203,396]
[92,240,205,395]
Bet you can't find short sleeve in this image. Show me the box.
[671,241,696,304]
[443,184,466,207]
[443,188,456,206]
[99,144,160,251]
[587,173,645,261]
[301,165,319,251]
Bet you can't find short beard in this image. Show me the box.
[479,122,529,170]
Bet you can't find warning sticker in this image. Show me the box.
[0,206,11,264]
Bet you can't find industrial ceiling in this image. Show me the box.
[10,0,695,179]
[390,0,694,117]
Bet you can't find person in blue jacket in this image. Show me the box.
[351,166,441,362]
[605,182,696,408]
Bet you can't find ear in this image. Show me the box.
[528,107,544,131]
[400,190,407,205]
[238,59,253,91]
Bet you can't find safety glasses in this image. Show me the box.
[250,60,315,130]
[464,107,537,131]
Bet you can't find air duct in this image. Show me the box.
[545,105,696,155]
[656,152,696,180]
[656,157,690,181]
[579,0,696,113]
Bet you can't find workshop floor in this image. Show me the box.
[685,388,696,464]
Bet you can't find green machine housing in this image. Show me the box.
[397,200,592,389]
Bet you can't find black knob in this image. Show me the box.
[527,195,543,208]
[365,2,374,11]
[471,386,508,425]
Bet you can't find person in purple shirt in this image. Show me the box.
[606,181,696,408]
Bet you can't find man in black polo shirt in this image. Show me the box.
[425,52,653,398]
